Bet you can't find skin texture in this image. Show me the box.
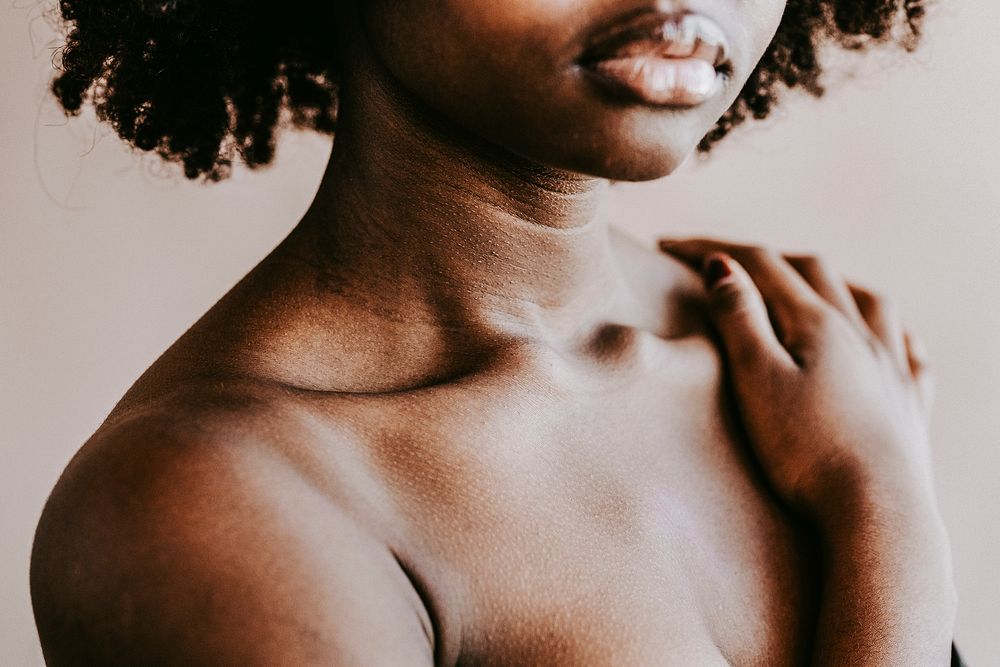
[354,0,784,179]
[31,1,954,665]
[660,242,956,665]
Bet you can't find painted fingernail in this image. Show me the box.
[703,256,731,289]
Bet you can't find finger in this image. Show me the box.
[784,254,868,335]
[904,330,935,414]
[904,329,929,376]
[699,252,798,374]
[660,238,826,344]
[847,284,909,373]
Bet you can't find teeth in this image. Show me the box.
[662,21,680,45]
[663,14,726,65]
[676,18,695,52]
[662,21,693,58]
[584,12,729,68]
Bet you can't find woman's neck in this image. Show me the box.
[287,63,631,347]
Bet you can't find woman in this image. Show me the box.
[30,0,959,664]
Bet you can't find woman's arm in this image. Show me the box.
[30,420,435,666]
[811,484,955,665]
[660,239,956,665]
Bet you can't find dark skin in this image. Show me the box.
[31,1,955,665]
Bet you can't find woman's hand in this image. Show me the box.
[659,238,937,526]
[660,238,956,666]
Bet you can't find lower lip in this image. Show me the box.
[581,56,721,108]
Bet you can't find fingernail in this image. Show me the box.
[703,256,732,289]
[659,239,678,250]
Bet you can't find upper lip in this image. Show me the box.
[577,10,730,70]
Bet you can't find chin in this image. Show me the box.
[564,150,689,182]
[609,157,689,182]
[356,0,759,185]
[541,110,717,182]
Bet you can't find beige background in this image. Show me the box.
[3,1,998,663]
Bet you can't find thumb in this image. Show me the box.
[701,253,793,373]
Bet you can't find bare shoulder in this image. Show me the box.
[608,225,711,339]
[30,391,433,666]
[608,225,702,288]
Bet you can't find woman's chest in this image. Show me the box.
[355,339,820,665]
[427,477,819,666]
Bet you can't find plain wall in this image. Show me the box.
[3,2,997,663]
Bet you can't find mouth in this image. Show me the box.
[576,11,732,108]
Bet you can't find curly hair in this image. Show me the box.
[50,0,925,181]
